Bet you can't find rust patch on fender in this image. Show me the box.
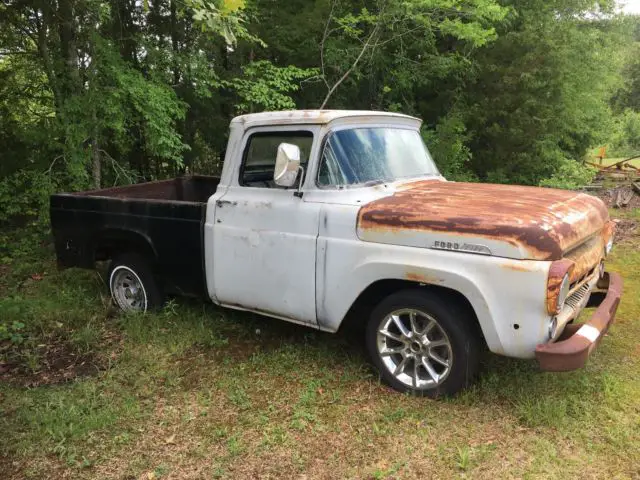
[405,270,443,284]
[357,180,609,260]
[602,219,615,244]
[501,261,535,272]
[564,219,615,283]
[565,237,602,283]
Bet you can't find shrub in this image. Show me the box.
[539,158,597,190]
[0,169,55,227]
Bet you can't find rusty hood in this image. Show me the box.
[356,180,609,260]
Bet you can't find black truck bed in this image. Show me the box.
[50,176,220,298]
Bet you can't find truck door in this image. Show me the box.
[211,128,321,325]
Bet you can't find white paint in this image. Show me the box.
[211,186,321,324]
[201,110,600,360]
[577,324,601,343]
[231,110,419,129]
[310,199,553,357]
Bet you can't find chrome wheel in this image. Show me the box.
[110,266,148,312]
[376,308,453,389]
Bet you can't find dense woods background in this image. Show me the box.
[1,0,640,226]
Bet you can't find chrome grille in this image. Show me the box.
[565,282,591,310]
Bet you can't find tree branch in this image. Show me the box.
[319,24,379,109]
[319,0,337,90]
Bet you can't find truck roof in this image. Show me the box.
[230,110,421,128]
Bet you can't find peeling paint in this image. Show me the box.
[501,262,535,272]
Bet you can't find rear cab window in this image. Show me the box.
[240,131,313,188]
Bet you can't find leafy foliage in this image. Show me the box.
[609,109,640,156]
[227,61,319,112]
[0,0,638,229]
[459,1,625,184]
[539,158,597,190]
[0,170,55,225]
[422,114,478,182]
[0,318,25,345]
[610,16,640,157]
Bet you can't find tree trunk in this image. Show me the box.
[57,0,80,94]
[35,4,63,110]
[170,0,180,86]
[92,111,101,189]
[110,0,137,65]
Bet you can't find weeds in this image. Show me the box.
[0,225,639,479]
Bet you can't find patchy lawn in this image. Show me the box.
[1,211,639,480]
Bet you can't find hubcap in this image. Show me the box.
[376,308,453,389]
[110,267,147,312]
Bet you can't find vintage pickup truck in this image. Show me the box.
[50,110,623,396]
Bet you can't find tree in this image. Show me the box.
[0,0,637,227]
[453,0,624,184]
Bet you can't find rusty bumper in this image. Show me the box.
[535,272,623,372]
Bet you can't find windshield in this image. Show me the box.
[317,127,439,187]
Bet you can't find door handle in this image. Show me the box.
[216,200,238,208]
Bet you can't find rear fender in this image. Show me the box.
[91,228,157,264]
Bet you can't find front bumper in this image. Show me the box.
[535,272,623,372]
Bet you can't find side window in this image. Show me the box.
[240,131,313,188]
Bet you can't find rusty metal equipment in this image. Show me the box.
[586,154,640,180]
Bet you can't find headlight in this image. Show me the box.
[605,237,613,255]
[548,316,558,340]
[599,260,605,279]
[557,274,570,311]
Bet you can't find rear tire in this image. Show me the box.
[366,289,480,397]
[108,253,163,313]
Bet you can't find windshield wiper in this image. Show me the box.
[360,179,391,187]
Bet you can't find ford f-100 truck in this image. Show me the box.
[50,110,623,396]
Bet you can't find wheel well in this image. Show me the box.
[93,231,156,265]
[340,279,485,343]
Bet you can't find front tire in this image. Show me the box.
[366,289,480,397]
[108,253,163,313]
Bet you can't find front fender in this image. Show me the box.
[351,259,500,350]
[317,239,551,358]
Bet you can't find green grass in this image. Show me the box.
[612,206,640,222]
[1,219,639,479]
[595,156,640,168]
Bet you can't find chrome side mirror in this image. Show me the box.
[274,143,301,188]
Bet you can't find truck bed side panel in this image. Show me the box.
[50,191,208,298]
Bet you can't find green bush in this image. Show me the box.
[423,115,478,182]
[539,158,597,190]
[608,109,640,158]
[0,169,55,226]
